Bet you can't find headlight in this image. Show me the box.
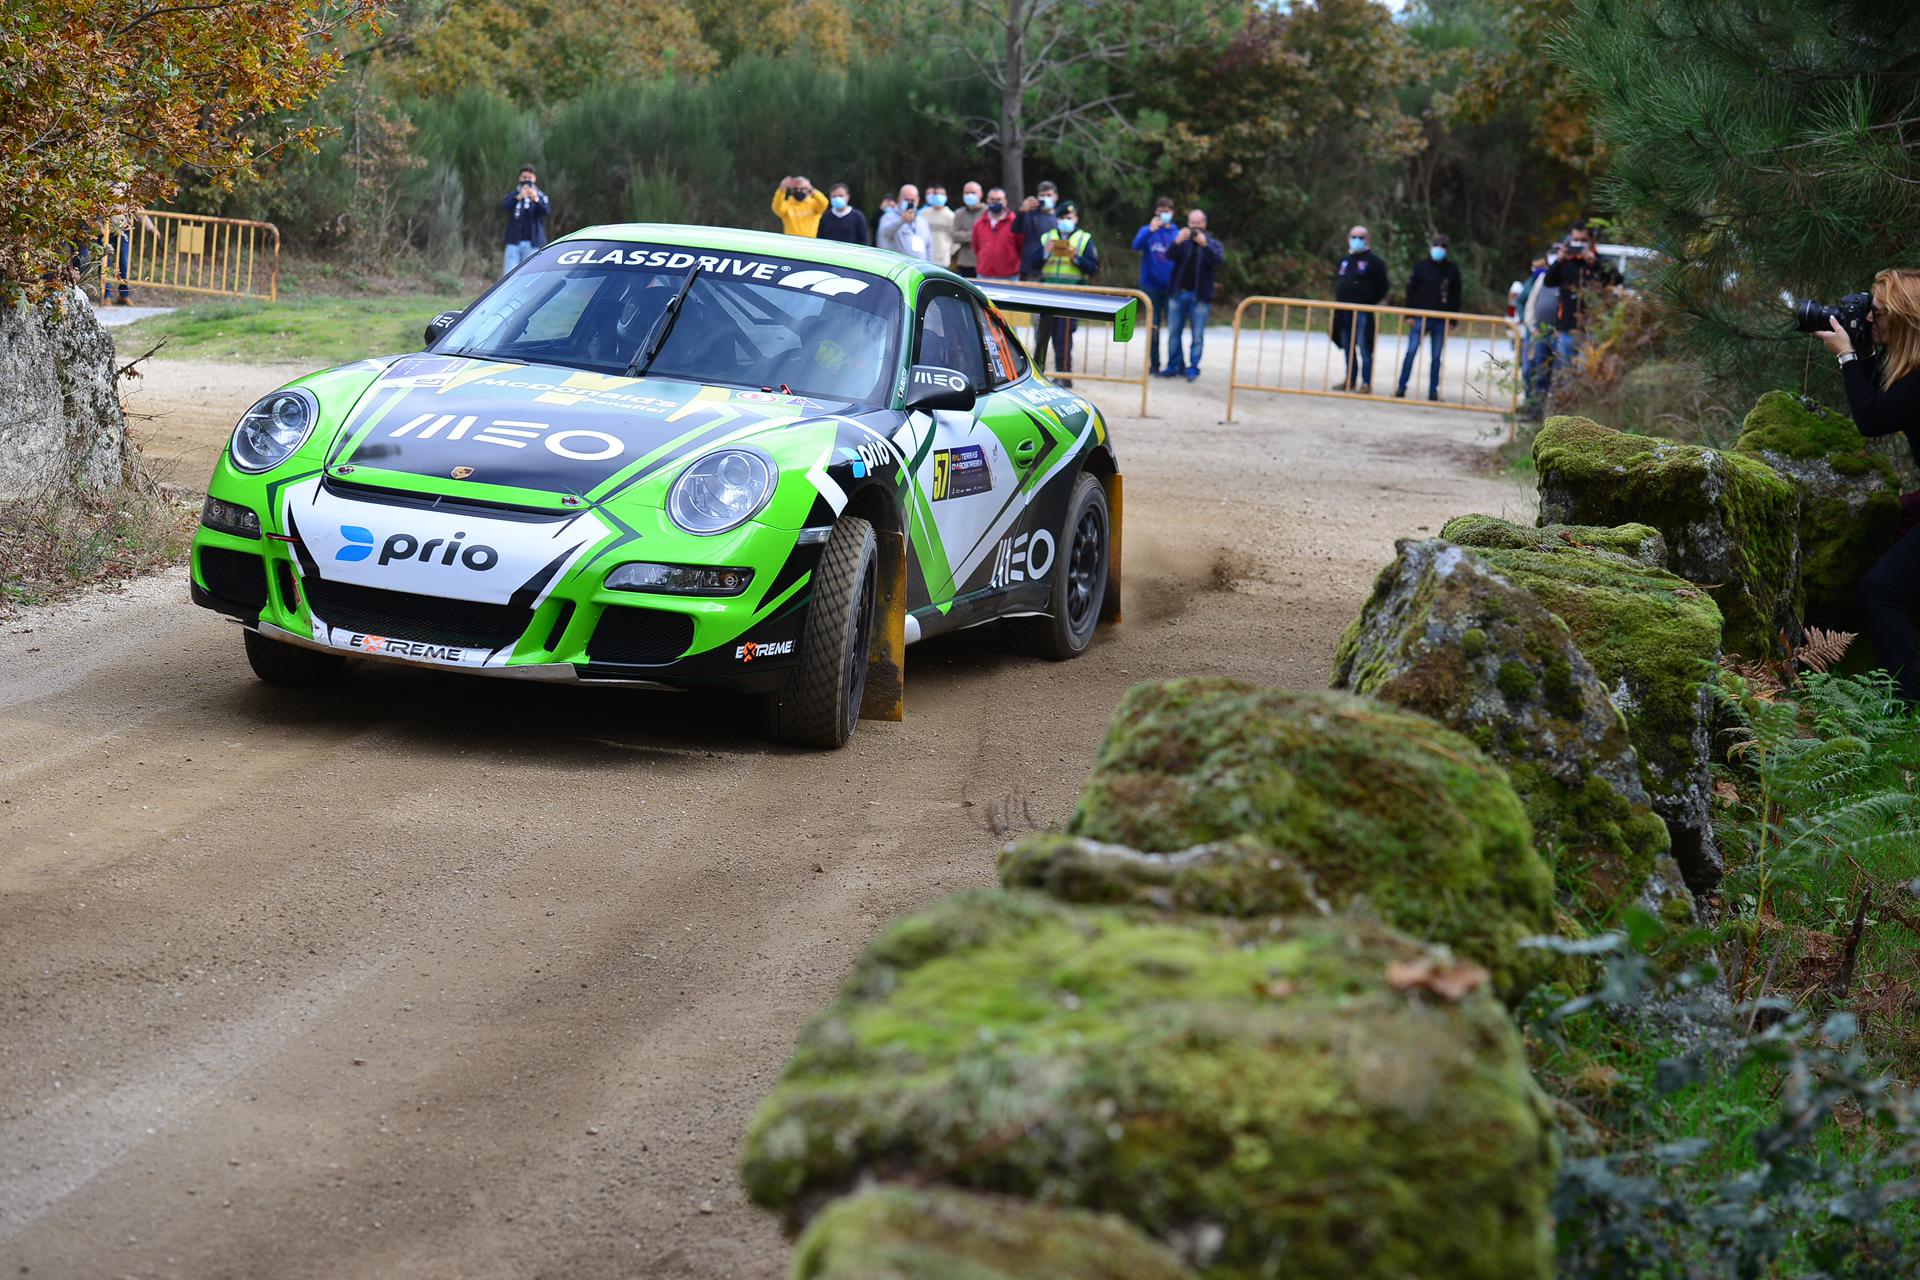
[666,448,775,535]
[229,389,318,473]
[606,563,754,596]
[200,495,262,538]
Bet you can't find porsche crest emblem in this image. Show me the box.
[451,465,475,480]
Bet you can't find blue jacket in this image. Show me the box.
[1016,208,1058,277]
[1131,221,1178,292]
[502,191,550,247]
[1167,233,1225,303]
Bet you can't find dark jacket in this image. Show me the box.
[1405,257,1463,313]
[1334,250,1389,305]
[1844,355,1920,469]
[1167,233,1226,303]
[1016,208,1059,278]
[501,191,550,247]
[1542,252,1618,332]
[815,206,870,246]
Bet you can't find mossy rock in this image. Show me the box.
[1442,514,1725,893]
[1064,680,1555,1002]
[998,832,1329,918]
[791,1185,1197,1280]
[1533,415,1801,658]
[742,890,1557,1280]
[1733,390,1903,626]
[1330,538,1686,924]
[1434,513,1669,568]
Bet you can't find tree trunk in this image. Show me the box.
[1001,0,1025,204]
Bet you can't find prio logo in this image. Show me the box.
[735,639,797,662]
[334,524,499,571]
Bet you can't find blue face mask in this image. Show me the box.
[1430,246,1447,261]
[1056,219,1077,236]
[1349,236,1367,254]
[962,192,979,207]
[928,193,947,208]
[830,196,848,211]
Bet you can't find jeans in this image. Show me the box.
[1143,286,1170,372]
[1166,290,1209,372]
[111,232,132,299]
[1397,316,1448,395]
[503,240,536,275]
[1336,312,1376,386]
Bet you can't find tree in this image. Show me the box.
[0,0,378,293]
[1565,0,1920,397]
[905,0,1235,202]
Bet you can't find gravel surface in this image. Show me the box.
[1,358,1533,1279]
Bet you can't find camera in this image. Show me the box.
[1795,291,1875,354]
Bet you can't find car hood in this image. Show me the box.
[325,354,859,499]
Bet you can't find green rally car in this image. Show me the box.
[189,224,1132,746]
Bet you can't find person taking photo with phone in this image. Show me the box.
[501,166,550,276]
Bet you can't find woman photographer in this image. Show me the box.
[1819,267,1920,702]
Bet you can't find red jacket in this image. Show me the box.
[971,213,1024,278]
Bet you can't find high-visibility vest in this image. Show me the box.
[1039,228,1091,283]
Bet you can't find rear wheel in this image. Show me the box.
[1027,472,1109,660]
[769,516,878,748]
[243,628,345,686]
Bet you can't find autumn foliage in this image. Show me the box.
[0,0,378,293]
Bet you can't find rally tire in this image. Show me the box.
[1027,473,1109,660]
[243,628,346,686]
[769,516,878,749]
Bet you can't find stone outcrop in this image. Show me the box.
[1533,415,1800,658]
[741,890,1558,1280]
[998,832,1330,919]
[1442,514,1726,894]
[1733,390,1904,626]
[1062,678,1556,1002]
[1331,538,1688,924]
[791,1185,1198,1280]
[0,287,130,500]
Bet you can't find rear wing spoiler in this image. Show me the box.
[976,283,1137,344]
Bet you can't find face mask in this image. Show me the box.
[987,201,1005,214]
[1040,195,1056,209]
[928,193,947,208]
[1349,237,1366,253]
[962,192,979,207]
[829,196,848,211]
[1430,246,1447,261]
[1056,219,1077,235]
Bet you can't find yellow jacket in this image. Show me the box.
[772,187,829,237]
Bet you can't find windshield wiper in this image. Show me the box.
[626,263,702,377]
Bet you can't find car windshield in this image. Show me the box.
[435,240,903,405]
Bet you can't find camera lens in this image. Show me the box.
[1794,298,1837,334]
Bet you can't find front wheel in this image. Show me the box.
[243,628,346,686]
[769,516,878,748]
[1027,472,1109,660]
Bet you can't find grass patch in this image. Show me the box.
[112,293,471,366]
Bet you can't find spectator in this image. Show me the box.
[1016,180,1061,281]
[500,166,550,276]
[1331,224,1388,393]
[1520,243,1562,413]
[873,193,898,245]
[103,183,156,306]
[1540,225,1619,398]
[971,187,1023,281]
[1395,233,1464,401]
[771,175,829,236]
[816,182,869,245]
[1132,196,1179,375]
[877,184,930,260]
[951,181,985,277]
[1163,208,1225,381]
[922,185,956,270]
[1036,201,1098,379]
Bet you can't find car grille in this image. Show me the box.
[589,606,694,665]
[200,547,268,611]
[304,577,532,652]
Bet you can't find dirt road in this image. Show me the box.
[1,360,1532,1279]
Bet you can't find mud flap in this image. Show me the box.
[862,526,906,721]
[1100,471,1123,625]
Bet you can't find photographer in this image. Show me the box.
[1818,268,1920,702]
[771,176,828,237]
[500,167,549,277]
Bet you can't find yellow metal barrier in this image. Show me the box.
[1226,296,1521,426]
[97,209,280,303]
[993,282,1154,417]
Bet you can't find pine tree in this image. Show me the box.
[1564,0,1920,400]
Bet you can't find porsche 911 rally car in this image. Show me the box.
[189,225,1131,746]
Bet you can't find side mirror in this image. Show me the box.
[424,310,462,349]
[903,365,977,412]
